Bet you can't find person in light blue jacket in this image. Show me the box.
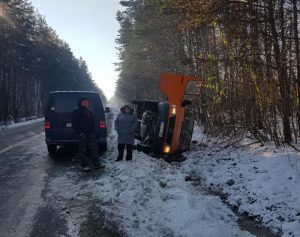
[114,105,137,161]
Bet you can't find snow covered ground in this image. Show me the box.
[52,137,255,237]
[0,117,44,130]
[41,109,299,236]
[91,154,255,237]
[46,111,256,237]
[182,126,300,237]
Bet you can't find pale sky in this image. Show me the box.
[29,0,122,99]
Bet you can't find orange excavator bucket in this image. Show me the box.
[159,72,202,106]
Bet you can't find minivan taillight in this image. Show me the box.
[99,121,106,128]
[44,121,51,129]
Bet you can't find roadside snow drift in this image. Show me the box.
[46,111,300,236]
[183,126,300,237]
[47,114,255,237]
[87,153,253,237]
[0,118,43,130]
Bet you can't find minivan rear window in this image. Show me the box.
[48,93,103,113]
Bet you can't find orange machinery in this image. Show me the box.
[159,72,202,154]
[133,72,202,155]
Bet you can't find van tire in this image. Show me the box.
[47,144,57,155]
[98,143,107,154]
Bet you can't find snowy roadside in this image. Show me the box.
[47,111,255,237]
[0,118,44,131]
[42,108,298,236]
[52,145,254,237]
[90,152,255,237]
[182,126,300,237]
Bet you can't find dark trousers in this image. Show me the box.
[78,134,99,167]
[118,144,133,160]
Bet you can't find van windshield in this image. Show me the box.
[49,93,103,113]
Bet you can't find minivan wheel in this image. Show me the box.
[47,144,57,155]
[98,143,107,154]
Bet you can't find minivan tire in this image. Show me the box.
[47,144,57,155]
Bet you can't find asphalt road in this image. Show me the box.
[0,121,121,237]
[0,121,44,153]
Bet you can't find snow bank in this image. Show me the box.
[45,110,299,236]
[48,117,254,237]
[88,153,253,237]
[0,118,44,130]
[183,126,300,237]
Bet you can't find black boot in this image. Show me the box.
[126,144,133,161]
[116,144,125,162]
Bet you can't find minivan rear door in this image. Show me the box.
[46,92,106,143]
[46,93,79,141]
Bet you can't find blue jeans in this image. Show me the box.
[78,134,99,167]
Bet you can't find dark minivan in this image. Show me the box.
[44,91,108,154]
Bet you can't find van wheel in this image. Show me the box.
[98,143,107,154]
[47,144,57,155]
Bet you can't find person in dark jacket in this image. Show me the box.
[71,97,105,171]
[115,105,137,161]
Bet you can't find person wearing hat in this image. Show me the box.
[115,105,137,161]
[71,97,105,171]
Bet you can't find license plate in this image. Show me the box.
[66,123,72,128]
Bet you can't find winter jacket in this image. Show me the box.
[71,105,96,136]
[115,106,137,145]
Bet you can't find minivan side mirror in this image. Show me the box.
[105,107,110,113]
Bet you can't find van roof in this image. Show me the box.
[49,91,98,94]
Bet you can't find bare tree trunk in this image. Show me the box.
[268,0,292,143]
[292,0,300,131]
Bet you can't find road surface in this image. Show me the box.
[0,121,120,237]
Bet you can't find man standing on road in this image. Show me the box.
[115,105,137,161]
[71,97,105,171]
